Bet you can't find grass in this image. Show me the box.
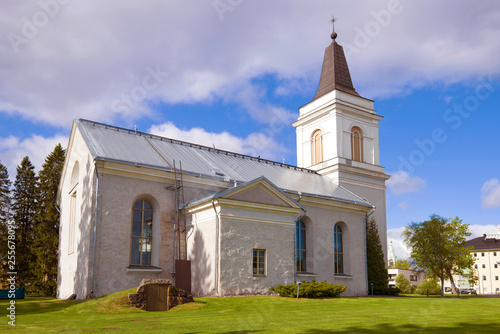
[1,291,500,333]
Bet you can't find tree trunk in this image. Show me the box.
[440,276,444,297]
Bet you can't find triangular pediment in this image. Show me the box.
[216,177,302,210]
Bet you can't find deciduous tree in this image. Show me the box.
[403,214,473,297]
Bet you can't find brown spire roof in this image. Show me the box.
[313,22,359,100]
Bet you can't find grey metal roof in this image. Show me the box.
[76,119,372,207]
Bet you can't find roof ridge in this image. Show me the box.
[77,118,316,174]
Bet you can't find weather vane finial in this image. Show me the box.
[330,16,337,40]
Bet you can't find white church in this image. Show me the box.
[56,25,390,299]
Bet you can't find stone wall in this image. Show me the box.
[128,279,194,311]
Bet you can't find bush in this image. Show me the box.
[415,278,441,295]
[372,286,401,296]
[395,273,415,294]
[270,280,347,298]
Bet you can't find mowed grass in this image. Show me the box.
[1,290,500,333]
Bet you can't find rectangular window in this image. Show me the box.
[253,249,265,276]
[483,264,486,269]
[482,252,485,257]
[495,264,498,269]
[474,253,477,257]
[474,264,478,269]
[494,252,497,256]
[410,275,417,282]
[68,191,76,255]
[496,276,499,281]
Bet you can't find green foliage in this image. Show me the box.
[415,278,441,295]
[32,144,66,296]
[403,214,473,296]
[0,162,12,287]
[12,156,38,288]
[366,217,388,293]
[372,286,401,295]
[395,273,414,294]
[270,280,347,298]
[389,259,412,269]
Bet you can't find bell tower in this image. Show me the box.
[293,19,390,256]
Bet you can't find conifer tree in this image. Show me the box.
[33,144,66,296]
[366,217,388,293]
[0,162,12,284]
[12,156,38,288]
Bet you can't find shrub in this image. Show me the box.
[415,278,441,295]
[372,286,401,296]
[395,273,415,294]
[270,280,347,298]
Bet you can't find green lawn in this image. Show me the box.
[1,290,500,333]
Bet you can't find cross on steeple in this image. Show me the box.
[331,16,337,40]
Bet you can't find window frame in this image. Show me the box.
[311,130,323,165]
[350,126,364,162]
[68,190,77,255]
[334,224,344,274]
[130,199,154,266]
[253,249,266,276]
[296,220,307,272]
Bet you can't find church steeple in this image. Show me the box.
[313,18,359,100]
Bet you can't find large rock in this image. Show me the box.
[128,279,193,311]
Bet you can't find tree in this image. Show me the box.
[389,259,411,270]
[415,278,441,295]
[32,144,66,296]
[366,217,388,293]
[395,273,414,294]
[403,214,474,297]
[0,162,12,286]
[12,156,38,288]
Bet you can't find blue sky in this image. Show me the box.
[1,0,500,258]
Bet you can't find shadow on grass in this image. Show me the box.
[302,322,500,333]
[0,298,81,315]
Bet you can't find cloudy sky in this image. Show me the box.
[1,0,500,259]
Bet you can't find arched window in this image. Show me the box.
[296,220,306,272]
[311,130,323,165]
[334,224,343,274]
[351,126,363,162]
[130,199,153,265]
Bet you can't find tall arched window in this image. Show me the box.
[311,130,323,165]
[351,126,363,162]
[130,199,153,265]
[334,224,343,274]
[296,220,306,272]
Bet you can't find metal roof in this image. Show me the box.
[76,119,372,207]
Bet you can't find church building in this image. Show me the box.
[56,25,389,299]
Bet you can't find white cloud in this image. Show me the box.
[398,202,410,210]
[148,122,287,161]
[1,1,500,127]
[481,178,500,208]
[0,134,68,177]
[387,171,426,195]
[387,227,411,260]
[468,224,500,239]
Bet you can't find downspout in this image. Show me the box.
[90,159,100,295]
[211,199,220,295]
[365,206,376,294]
[294,193,307,283]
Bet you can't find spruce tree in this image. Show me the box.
[33,144,66,296]
[366,217,388,293]
[12,156,38,288]
[0,162,12,285]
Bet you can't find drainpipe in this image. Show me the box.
[211,199,220,295]
[294,193,307,283]
[90,159,100,295]
[364,207,376,295]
